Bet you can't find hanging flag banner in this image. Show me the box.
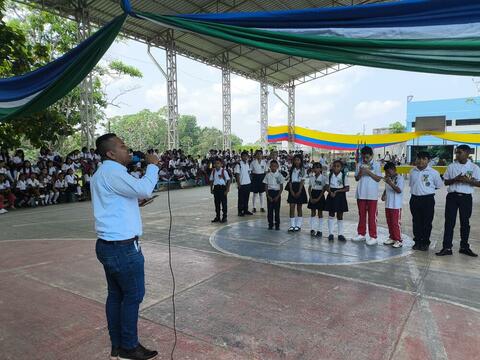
[268,125,480,149]
[136,0,480,77]
[0,15,126,122]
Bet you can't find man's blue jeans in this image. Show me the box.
[96,239,145,350]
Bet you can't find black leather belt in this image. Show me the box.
[98,236,138,244]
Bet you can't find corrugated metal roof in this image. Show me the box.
[20,0,391,88]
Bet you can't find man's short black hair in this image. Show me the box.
[241,150,249,156]
[457,144,471,152]
[384,161,396,171]
[95,133,117,159]
[416,151,431,160]
[360,146,373,156]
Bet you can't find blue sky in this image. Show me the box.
[102,38,479,144]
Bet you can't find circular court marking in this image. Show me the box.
[210,219,413,265]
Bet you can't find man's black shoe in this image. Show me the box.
[245,211,254,215]
[211,217,220,223]
[268,225,273,230]
[418,244,429,251]
[275,225,280,230]
[338,235,346,242]
[260,208,266,213]
[459,248,478,257]
[328,234,334,241]
[111,346,120,359]
[238,212,244,217]
[412,243,420,250]
[118,344,158,360]
[435,248,452,256]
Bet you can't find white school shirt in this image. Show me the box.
[54,179,67,189]
[65,174,76,185]
[290,168,306,183]
[234,161,251,185]
[263,171,285,190]
[409,166,443,196]
[210,168,231,186]
[27,178,40,188]
[62,163,75,172]
[0,167,13,181]
[355,160,382,200]
[327,171,349,189]
[0,180,11,190]
[385,175,404,209]
[250,159,267,174]
[309,173,327,190]
[12,156,23,165]
[48,166,58,176]
[16,180,27,191]
[444,160,480,194]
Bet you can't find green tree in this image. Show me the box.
[0,1,142,149]
[389,121,406,133]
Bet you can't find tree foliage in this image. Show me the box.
[389,121,406,133]
[109,107,243,155]
[0,1,142,149]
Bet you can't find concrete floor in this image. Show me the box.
[1,178,480,359]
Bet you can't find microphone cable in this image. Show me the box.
[166,179,177,359]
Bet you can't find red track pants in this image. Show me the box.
[0,193,16,209]
[385,208,402,242]
[357,199,378,238]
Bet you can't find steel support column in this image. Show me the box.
[260,80,269,148]
[288,83,295,151]
[76,1,95,148]
[222,55,231,151]
[166,29,179,150]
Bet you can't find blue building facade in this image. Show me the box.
[406,96,480,161]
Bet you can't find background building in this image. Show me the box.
[406,96,480,163]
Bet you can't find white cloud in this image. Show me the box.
[354,100,401,120]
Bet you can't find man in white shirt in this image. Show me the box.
[234,151,253,216]
[353,146,382,245]
[437,145,480,257]
[91,133,159,360]
[409,151,443,251]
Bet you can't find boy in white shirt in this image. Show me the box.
[353,146,382,245]
[409,151,443,251]
[209,158,231,223]
[0,174,16,213]
[437,145,480,257]
[381,162,404,248]
[263,160,285,230]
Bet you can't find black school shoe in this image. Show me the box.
[418,244,430,251]
[245,211,254,215]
[268,225,273,230]
[118,344,158,360]
[275,225,280,230]
[221,216,227,223]
[459,248,478,257]
[338,235,346,242]
[435,248,452,256]
[328,234,334,241]
[211,217,220,223]
[252,208,257,213]
[111,346,120,360]
[260,208,266,213]
[310,230,316,236]
[316,231,323,238]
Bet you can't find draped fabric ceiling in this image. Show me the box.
[1,0,480,146]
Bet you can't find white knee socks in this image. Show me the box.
[252,193,258,208]
[318,217,324,233]
[338,220,344,236]
[259,193,264,208]
[290,217,295,227]
[328,217,335,235]
[296,217,303,228]
[310,216,317,231]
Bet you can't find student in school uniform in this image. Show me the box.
[325,160,349,241]
[250,149,267,213]
[54,173,68,203]
[409,151,443,251]
[234,151,253,216]
[65,168,82,197]
[352,146,382,245]
[15,173,29,207]
[27,173,42,207]
[307,162,327,237]
[263,160,285,230]
[287,154,308,232]
[0,173,16,213]
[437,145,480,257]
[209,158,231,223]
[381,162,404,248]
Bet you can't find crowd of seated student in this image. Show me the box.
[0,145,315,215]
